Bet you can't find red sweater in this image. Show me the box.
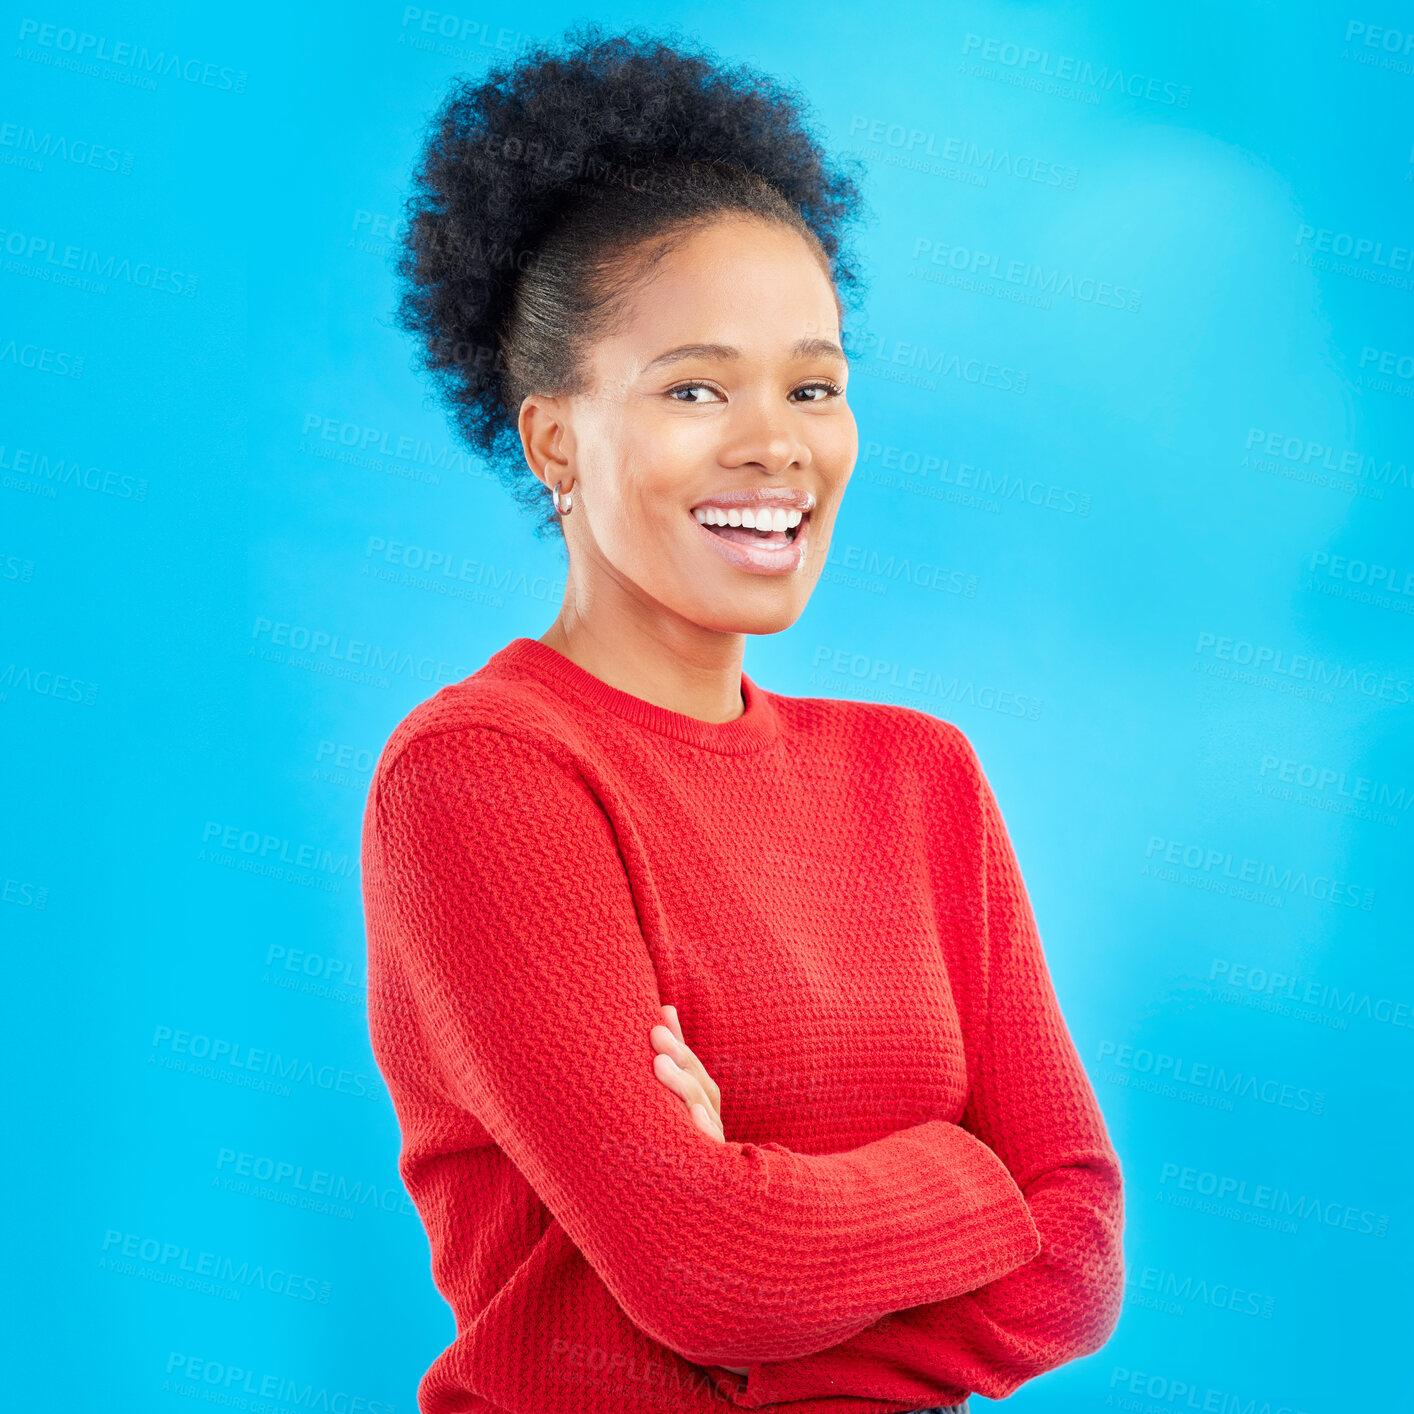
[361,637,1124,1414]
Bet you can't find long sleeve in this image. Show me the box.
[729,725,1125,1407]
[364,723,1043,1370]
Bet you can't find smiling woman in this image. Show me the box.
[363,20,1124,1414]
[515,213,854,618]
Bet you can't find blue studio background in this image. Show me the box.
[4,1,1411,1409]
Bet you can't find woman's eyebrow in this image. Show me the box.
[642,337,847,373]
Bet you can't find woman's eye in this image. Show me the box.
[667,380,844,404]
[667,383,722,404]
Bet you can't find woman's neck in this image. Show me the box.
[538,614,747,725]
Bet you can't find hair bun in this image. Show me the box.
[395,21,868,537]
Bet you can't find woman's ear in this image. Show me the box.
[518,394,573,496]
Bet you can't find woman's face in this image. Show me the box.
[521,214,857,640]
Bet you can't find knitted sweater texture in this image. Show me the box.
[361,637,1125,1414]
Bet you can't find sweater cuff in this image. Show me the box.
[915,1118,1043,1296]
[727,1128,1040,1408]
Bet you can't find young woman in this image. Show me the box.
[363,23,1125,1414]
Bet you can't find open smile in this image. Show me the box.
[687,505,810,575]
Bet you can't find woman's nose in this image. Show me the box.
[719,405,810,474]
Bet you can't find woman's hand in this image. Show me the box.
[650,1004,724,1144]
[650,1007,748,1376]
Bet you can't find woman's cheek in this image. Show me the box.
[818,408,858,476]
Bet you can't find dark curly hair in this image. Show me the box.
[393,21,872,540]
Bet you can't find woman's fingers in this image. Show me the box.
[653,1054,722,1141]
[652,1049,718,1122]
[663,1007,722,1108]
[662,1006,719,1109]
[662,1004,685,1046]
[651,1010,725,1143]
[666,1008,722,1109]
[691,1102,724,1143]
[650,1025,722,1115]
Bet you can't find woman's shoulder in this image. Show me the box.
[767,686,977,761]
[764,687,990,808]
[370,664,579,795]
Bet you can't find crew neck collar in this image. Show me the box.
[489,637,780,756]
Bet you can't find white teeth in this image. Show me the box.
[691,505,806,529]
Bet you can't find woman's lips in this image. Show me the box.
[687,508,810,575]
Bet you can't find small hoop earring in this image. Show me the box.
[551,480,574,517]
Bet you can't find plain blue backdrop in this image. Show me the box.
[3,2,1411,1409]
